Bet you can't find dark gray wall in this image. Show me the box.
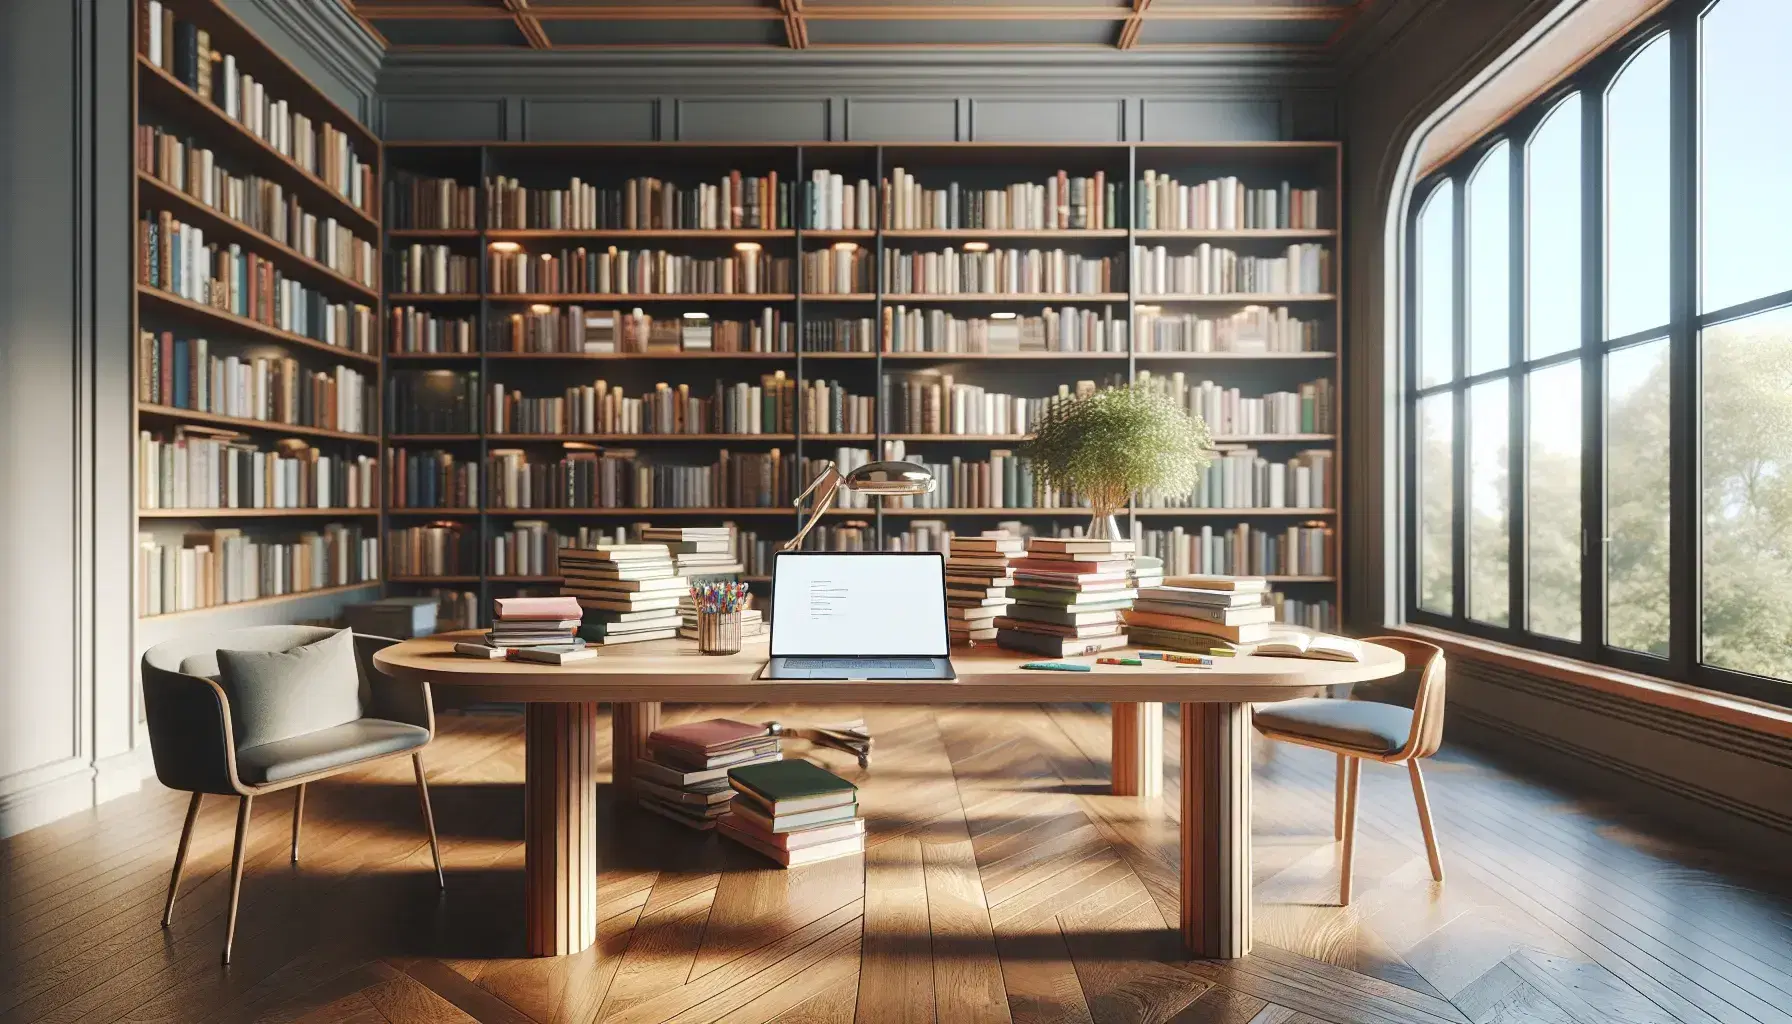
[1338,0,1792,849]
[225,0,381,127]
[377,52,1337,143]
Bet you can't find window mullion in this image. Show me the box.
[1667,12,1698,681]
[1508,134,1527,640]
[1451,175,1469,628]
[1580,78,1605,662]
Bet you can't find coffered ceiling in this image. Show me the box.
[343,1,1370,53]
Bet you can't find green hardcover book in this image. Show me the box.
[728,759,857,815]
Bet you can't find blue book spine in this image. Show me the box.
[172,339,189,410]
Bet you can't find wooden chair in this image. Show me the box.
[1251,636,1446,905]
[141,626,445,964]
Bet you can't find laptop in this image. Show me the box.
[763,551,956,680]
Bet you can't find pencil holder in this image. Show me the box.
[697,610,742,655]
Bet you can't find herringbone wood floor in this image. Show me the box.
[4,703,1790,1024]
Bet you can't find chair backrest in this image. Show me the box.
[1357,635,1446,760]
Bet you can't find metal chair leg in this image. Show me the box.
[1338,757,1361,906]
[291,784,305,864]
[413,752,445,889]
[1333,752,1346,840]
[223,795,252,965]
[162,792,203,928]
[1409,760,1445,882]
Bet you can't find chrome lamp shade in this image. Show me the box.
[781,460,936,551]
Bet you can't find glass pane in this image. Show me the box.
[1527,362,1582,640]
[1469,380,1511,625]
[1527,95,1582,359]
[1701,0,1792,312]
[1605,35,1671,340]
[1417,182,1456,388]
[1418,393,1455,614]
[1701,306,1792,680]
[1468,143,1512,375]
[1606,340,1671,656]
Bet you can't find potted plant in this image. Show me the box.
[1021,383,1213,539]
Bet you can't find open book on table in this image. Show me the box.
[1234,632,1363,663]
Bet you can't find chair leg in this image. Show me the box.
[1333,752,1346,840]
[1408,760,1445,882]
[413,751,445,889]
[1338,757,1361,906]
[290,784,305,864]
[161,792,203,928]
[223,795,252,965]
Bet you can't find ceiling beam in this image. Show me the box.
[1148,4,1353,20]
[350,4,781,19]
[503,0,552,47]
[780,0,808,49]
[1117,0,1151,49]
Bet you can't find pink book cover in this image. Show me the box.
[493,595,583,620]
[649,718,766,754]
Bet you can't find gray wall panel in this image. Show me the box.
[384,98,506,141]
[845,98,959,142]
[524,99,658,142]
[676,98,832,141]
[1140,98,1282,141]
[971,98,1126,142]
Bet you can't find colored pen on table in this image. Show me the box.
[1097,657,1142,666]
[1020,661,1091,672]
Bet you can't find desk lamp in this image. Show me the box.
[781,460,936,551]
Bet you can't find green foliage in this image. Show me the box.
[1021,383,1213,513]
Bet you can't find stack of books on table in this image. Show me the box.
[719,759,865,867]
[636,718,782,829]
[995,536,1139,657]
[676,601,766,642]
[1121,574,1276,651]
[945,532,1023,644]
[559,544,683,646]
[1131,553,1166,590]
[454,595,590,663]
[641,526,744,579]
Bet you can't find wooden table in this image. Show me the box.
[374,632,1404,960]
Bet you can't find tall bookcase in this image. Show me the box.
[382,141,1342,630]
[133,0,384,624]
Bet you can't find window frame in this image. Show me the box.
[1401,0,1792,708]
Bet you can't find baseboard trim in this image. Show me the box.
[0,758,97,839]
[93,746,151,805]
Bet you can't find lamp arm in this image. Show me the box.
[782,463,842,552]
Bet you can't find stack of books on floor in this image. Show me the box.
[995,536,1139,657]
[1121,574,1276,651]
[453,595,590,663]
[641,525,744,579]
[636,718,782,829]
[945,532,1023,644]
[560,543,684,646]
[719,759,865,867]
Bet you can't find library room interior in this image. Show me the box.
[3,0,1790,1020]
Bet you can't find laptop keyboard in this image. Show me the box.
[786,658,915,670]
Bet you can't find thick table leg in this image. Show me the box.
[1110,702,1163,798]
[525,702,599,957]
[1179,701,1252,959]
[610,701,661,799]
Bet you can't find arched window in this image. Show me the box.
[1403,0,1792,701]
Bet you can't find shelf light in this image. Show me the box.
[989,312,1019,320]
[961,241,991,252]
[1135,304,1162,314]
[529,303,554,314]
[563,441,599,452]
[832,242,859,252]
[734,241,763,253]
[489,241,522,253]
[682,312,711,320]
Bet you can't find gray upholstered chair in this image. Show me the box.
[1251,636,1446,905]
[141,626,444,964]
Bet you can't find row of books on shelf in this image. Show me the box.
[481,448,834,511]
[1138,448,1333,510]
[1136,174,1325,232]
[494,306,792,355]
[138,212,377,353]
[488,247,793,297]
[884,304,1127,354]
[801,246,873,295]
[389,308,477,354]
[1134,306,1323,354]
[391,522,773,581]
[390,246,476,295]
[485,173,793,232]
[387,173,476,231]
[883,248,1113,297]
[804,318,877,353]
[136,523,376,617]
[138,331,375,433]
[140,1,374,214]
[881,376,1108,436]
[1136,372,1333,436]
[1133,244,1330,296]
[1137,523,1332,578]
[884,168,1116,231]
[488,375,799,436]
[136,125,377,287]
[139,429,377,511]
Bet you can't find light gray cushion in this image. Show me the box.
[215,628,361,750]
[234,718,429,785]
[1254,697,1414,754]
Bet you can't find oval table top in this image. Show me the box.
[374,631,1407,704]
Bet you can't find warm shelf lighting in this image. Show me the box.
[1135,304,1162,314]
[490,241,522,253]
[990,312,1019,320]
[962,241,991,252]
[734,241,763,252]
[832,242,859,252]
[529,303,554,314]
[682,312,711,320]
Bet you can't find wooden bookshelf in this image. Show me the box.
[134,0,385,622]
[382,140,1343,628]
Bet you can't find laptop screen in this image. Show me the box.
[770,552,949,657]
